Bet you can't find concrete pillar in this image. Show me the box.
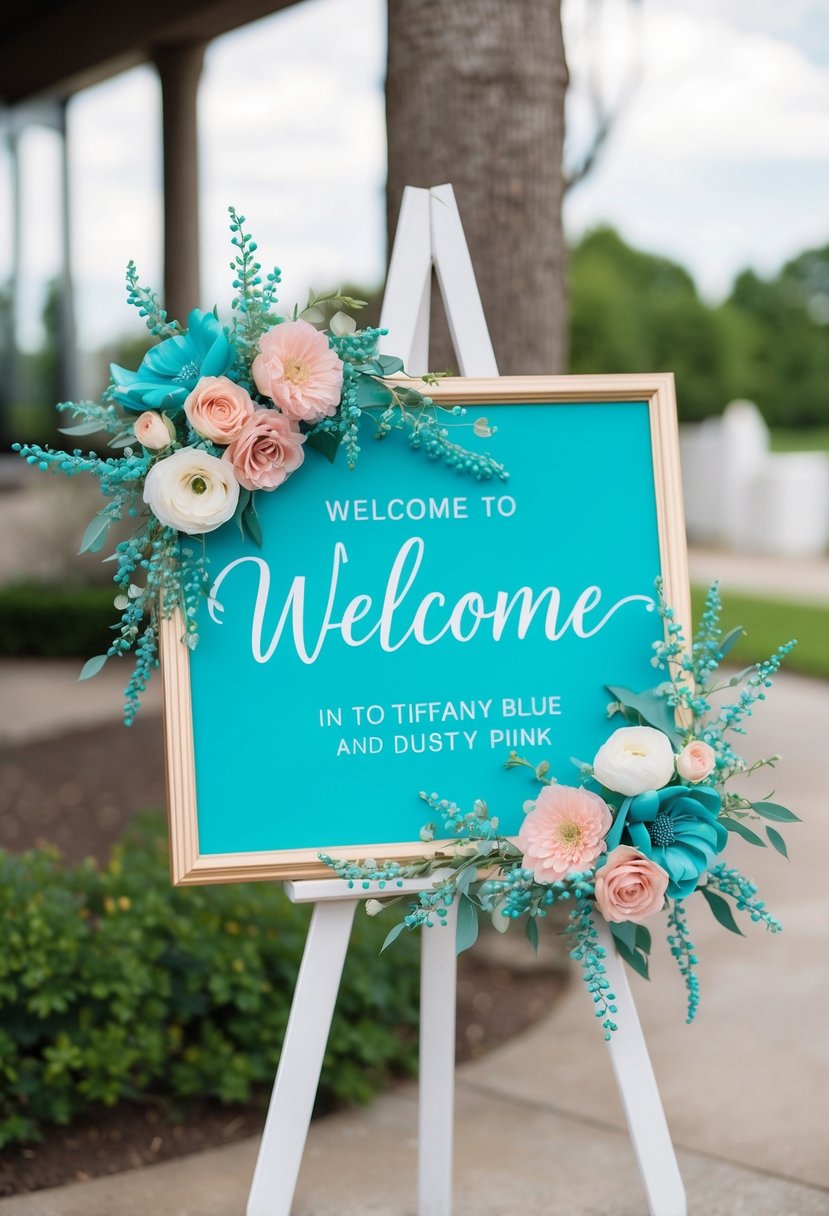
[56,98,79,402]
[153,41,206,326]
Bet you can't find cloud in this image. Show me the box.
[564,0,829,297]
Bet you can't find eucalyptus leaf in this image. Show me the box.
[108,432,136,449]
[525,917,539,954]
[305,429,342,463]
[375,354,405,376]
[700,886,744,935]
[717,625,745,661]
[455,894,479,955]
[78,514,112,555]
[78,654,108,681]
[765,826,789,859]
[723,818,766,847]
[242,497,263,548]
[610,920,637,954]
[59,421,105,437]
[612,936,650,980]
[605,685,682,746]
[752,801,801,823]
[234,489,251,540]
[380,921,406,953]
[635,924,652,954]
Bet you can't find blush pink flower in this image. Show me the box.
[133,410,173,451]
[676,739,716,784]
[223,410,305,492]
[594,846,669,923]
[184,376,255,444]
[518,784,613,882]
[252,319,343,423]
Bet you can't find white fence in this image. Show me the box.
[680,401,829,557]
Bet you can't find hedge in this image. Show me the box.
[0,813,420,1147]
[0,584,114,658]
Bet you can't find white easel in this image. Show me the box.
[246,184,686,1216]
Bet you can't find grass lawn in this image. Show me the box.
[769,427,829,454]
[691,586,829,680]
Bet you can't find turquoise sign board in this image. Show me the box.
[162,377,689,883]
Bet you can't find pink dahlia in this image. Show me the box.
[252,319,343,423]
[518,784,613,882]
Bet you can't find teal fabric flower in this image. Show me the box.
[604,785,726,899]
[110,310,234,413]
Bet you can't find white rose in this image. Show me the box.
[143,447,239,535]
[592,725,675,796]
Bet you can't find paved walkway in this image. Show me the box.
[688,546,829,605]
[0,671,827,1214]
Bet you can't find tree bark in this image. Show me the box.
[386,0,568,374]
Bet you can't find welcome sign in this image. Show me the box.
[161,374,689,884]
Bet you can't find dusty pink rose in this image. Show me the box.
[183,376,255,444]
[133,411,173,451]
[223,410,305,491]
[252,319,343,422]
[594,846,669,923]
[676,739,716,783]
[518,784,613,882]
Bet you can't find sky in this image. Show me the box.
[3,0,828,352]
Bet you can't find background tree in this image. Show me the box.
[386,0,568,373]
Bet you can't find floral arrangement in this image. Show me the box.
[323,583,799,1036]
[14,209,506,723]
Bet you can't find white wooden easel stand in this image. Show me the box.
[247,184,685,1216]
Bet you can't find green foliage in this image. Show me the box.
[0,814,420,1146]
[0,584,115,657]
[690,586,829,680]
[568,227,829,427]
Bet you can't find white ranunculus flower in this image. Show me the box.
[592,725,675,797]
[143,447,239,535]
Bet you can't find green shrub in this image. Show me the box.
[0,813,420,1147]
[0,584,115,657]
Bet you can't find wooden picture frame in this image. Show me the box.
[161,373,689,885]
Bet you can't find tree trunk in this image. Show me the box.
[386,0,568,374]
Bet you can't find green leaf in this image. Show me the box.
[752,801,801,823]
[234,489,251,539]
[380,921,406,953]
[242,497,263,548]
[765,826,789,859]
[612,936,650,980]
[108,432,135,449]
[353,376,393,409]
[610,920,637,954]
[723,818,766,847]
[78,514,112,555]
[305,429,341,463]
[525,917,539,954]
[59,421,104,436]
[605,685,682,746]
[717,625,745,661]
[374,354,405,376]
[700,886,744,935]
[455,894,479,955]
[635,924,652,954]
[78,655,108,681]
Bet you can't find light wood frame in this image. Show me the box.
[161,374,690,885]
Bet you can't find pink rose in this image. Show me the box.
[676,740,716,783]
[252,319,343,423]
[518,784,612,882]
[134,411,173,451]
[223,410,305,492]
[594,846,669,923]
[184,376,255,444]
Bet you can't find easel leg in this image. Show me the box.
[596,918,687,1216]
[418,904,458,1216]
[247,899,357,1216]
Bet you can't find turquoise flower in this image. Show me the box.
[110,310,234,413]
[604,785,727,899]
